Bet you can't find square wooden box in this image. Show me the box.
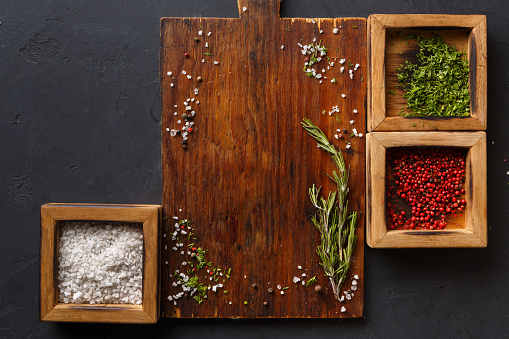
[40,203,161,323]
[367,14,487,131]
[366,132,487,248]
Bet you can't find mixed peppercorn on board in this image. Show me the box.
[160,0,366,318]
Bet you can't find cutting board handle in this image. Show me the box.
[237,0,281,21]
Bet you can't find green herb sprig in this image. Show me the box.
[396,33,470,117]
[301,118,358,301]
[305,276,317,286]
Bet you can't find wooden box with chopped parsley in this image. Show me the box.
[368,15,487,131]
[394,32,470,117]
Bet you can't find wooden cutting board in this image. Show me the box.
[160,0,366,318]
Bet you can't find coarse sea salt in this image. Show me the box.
[58,221,143,305]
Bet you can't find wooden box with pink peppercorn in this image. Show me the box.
[366,132,487,248]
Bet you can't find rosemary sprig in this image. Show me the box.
[301,118,358,301]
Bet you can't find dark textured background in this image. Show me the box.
[1,0,508,337]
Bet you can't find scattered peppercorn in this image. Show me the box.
[184,52,190,58]
[387,148,466,230]
[197,76,202,82]
[314,285,322,292]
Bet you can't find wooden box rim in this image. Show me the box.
[366,131,487,248]
[367,14,487,132]
[40,203,161,323]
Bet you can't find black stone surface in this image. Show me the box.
[1,0,508,337]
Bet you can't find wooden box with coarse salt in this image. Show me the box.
[367,14,487,131]
[40,203,161,323]
[366,132,487,248]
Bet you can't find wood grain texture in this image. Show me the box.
[42,203,160,223]
[367,15,385,131]
[465,133,487,244]
[370,131,484,148]
[141,208,161,323]
[373,14,485,28]
[470,16,487,128]
[367,14,487,132]
[40,204,161,323]
[40,207,58,320]
[161,0,365,318]
[366,132,487,248]
[365,133,387,247]
[374,229,485,248]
